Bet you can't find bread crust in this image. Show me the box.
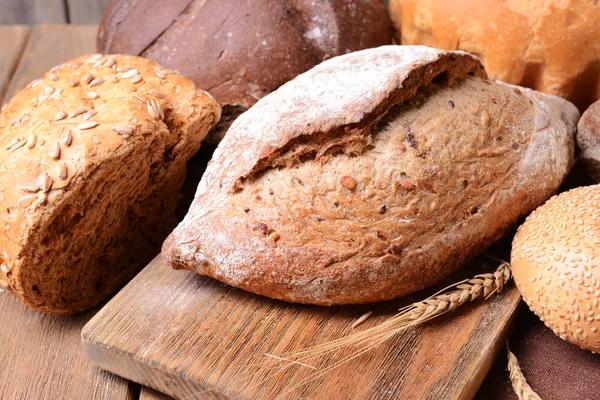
[577,100,600,183]
[97,0,392,143]
[390,0,600,111]
[0,54,220,314]
[511,185,600,353]
[162,46,578,305]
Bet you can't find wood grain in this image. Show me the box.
[83,249,521,400]
[0,24,137,400]
[0,0,67,24]
[4,25,98,101]
[68,0,110,24]
[140,387,174,400]
[0,25,29,106]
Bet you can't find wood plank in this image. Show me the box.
[0,0,67,24]
[140,387,174,400]
[4,25,99,101]
[68,0,111,24]
[0,25,30,106]
[0,24,137,400]
[83,247,521,400]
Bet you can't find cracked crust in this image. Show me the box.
[97,0,392,143]
[162,46,578,305]
[0,54,220,315]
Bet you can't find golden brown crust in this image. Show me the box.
[0,54,220,314]
[390,0,600,111]
[163,46,577,305]
[512,185,600,353]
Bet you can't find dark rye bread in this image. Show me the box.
[0,54,220,315]
[162,46,578,306]
[577,100,600,183]
[97,0,392,143]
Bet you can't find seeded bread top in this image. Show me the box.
[0,53,220,293]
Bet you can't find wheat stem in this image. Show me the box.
[280,258,513,364]
[507,342,543,400]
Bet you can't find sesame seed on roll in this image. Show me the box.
[511,185,600,353]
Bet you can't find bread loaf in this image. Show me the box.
[0,54,220,315]
[577,100,600,183]
[162,46,578,305]
[511,185,600,353]
[97,0,392,143]
[389,0,600,111]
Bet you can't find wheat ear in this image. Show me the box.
[278,257,513,364]
[507,342,543,400]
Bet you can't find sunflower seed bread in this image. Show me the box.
[0,54,220,315]
[163,46,578,305]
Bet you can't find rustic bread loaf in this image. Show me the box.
[577,100,600,183]
[162,46,578,305]
[0,54,220,315]
[511,185,600,353]
[389,0,600,111]
[97,0,392,143]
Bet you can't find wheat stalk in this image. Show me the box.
[188,257,514,399]
[507,342,543,400]
[279,256,512,363]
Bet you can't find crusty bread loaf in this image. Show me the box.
[0,54,220,315]
[389,0,600,111]
[97,0,392,143]
[162,46,578,306]
[511,185,600,353]
[577,100,600,183]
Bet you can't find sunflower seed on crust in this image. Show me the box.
[6,138,26,152]
[113,124,134,137]
[92,58,105,69]
[147,100,164,121]
[17,194,37,208]
[131,75,142,84]
[89,77,104,87]
[83,109,98,121]
[149,89,165,99]
[155,69,166,79]
[26,134,37,149]
[43,85,54,95]
[55,111,67,121]
[87,92,99,99]
[69,106,87,118]
[68,80,80,87]
[78,121,99,130]
[62,130,73,146]
[116,66,130,73]
[85,54,103,63]
[38,94,49,103]
[58,163,68,180]
[122,69,139,79]
[51,88,62,100]
[49,142,61,160]
[30,97,39,107]
[104,57,116,68]
[37,172,53,193]
[83,73,94,84]
[48,73,59,81]
[134,94,148,104]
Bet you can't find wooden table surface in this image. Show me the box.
[0,24,515,400]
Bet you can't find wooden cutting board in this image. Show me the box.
[82,245,521,400]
